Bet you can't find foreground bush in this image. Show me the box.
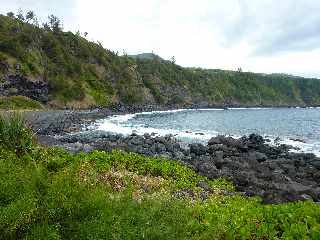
[0,121,319,239]
[0,114,34,156]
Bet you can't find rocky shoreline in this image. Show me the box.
[23,108,320,204]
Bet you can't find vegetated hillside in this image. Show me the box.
[128,52,163,61]
[1,12,320,109]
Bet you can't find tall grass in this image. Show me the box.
[0,114,34,156]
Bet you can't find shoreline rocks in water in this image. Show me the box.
[41,128,320,204]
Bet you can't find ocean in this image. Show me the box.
[94,107,320,156]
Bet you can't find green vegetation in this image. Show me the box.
[0,96,44,110]
[1,12,320,108]
[0,113,35,156]
[1,115,320,239]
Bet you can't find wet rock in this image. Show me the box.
[310,159,320,170]
[208,135,225,145]
[172,151,185,160]
[214,151,224,161]
[208,144,230,153]
[252,152,268,162]
[129,135,144,145]
[289,138,306,143]
[165,142,174,152]
[248,133,265,145]
[189,143,207,156]
[155,143,166,153]
[195,132,205,136]
[143,133,151,139]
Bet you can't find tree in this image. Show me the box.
[42,22,50,31]
[170,56,176,64]
[48,14,62,32]
[32,17,40,27]
[25,11,35,23]
[17,9,25,21]
[6,12,15,18]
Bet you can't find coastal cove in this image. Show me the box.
[94,107,320,156]
[2,5,320,238]
[23,107,320,204]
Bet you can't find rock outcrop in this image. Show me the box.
[0,74,48,103]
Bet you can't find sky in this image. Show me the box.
[2,0,320,78]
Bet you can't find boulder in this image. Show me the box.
[310,159,320,170]
[248,151,268,163]
[189,143,207,156]
[197,162,219,179]
[248,133,265,145]
[155,143,166,153]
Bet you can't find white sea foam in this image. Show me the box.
[96,116,218,142]
[95,109,223,141]
[94,108,320,157]
[227,107,272,110]
[278,138,320,157]
[194,108,224,111]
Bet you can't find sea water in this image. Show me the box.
[94,108,320,156]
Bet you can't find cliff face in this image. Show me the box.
[0,74,48,103]
[1,14,320,109]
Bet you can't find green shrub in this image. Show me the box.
[0,96,44,110]
[0,52,7,62]
[0,143,320,239]
[0,114,35,156]
[80,150,234,191]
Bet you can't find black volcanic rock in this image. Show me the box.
[0,74,48,103]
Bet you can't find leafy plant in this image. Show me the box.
[0,114,35,156]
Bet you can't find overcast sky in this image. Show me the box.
[2,0,320,78]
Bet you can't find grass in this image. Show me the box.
[0,113,35,156]
[0,96,44,110]
[0,115,320,239]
